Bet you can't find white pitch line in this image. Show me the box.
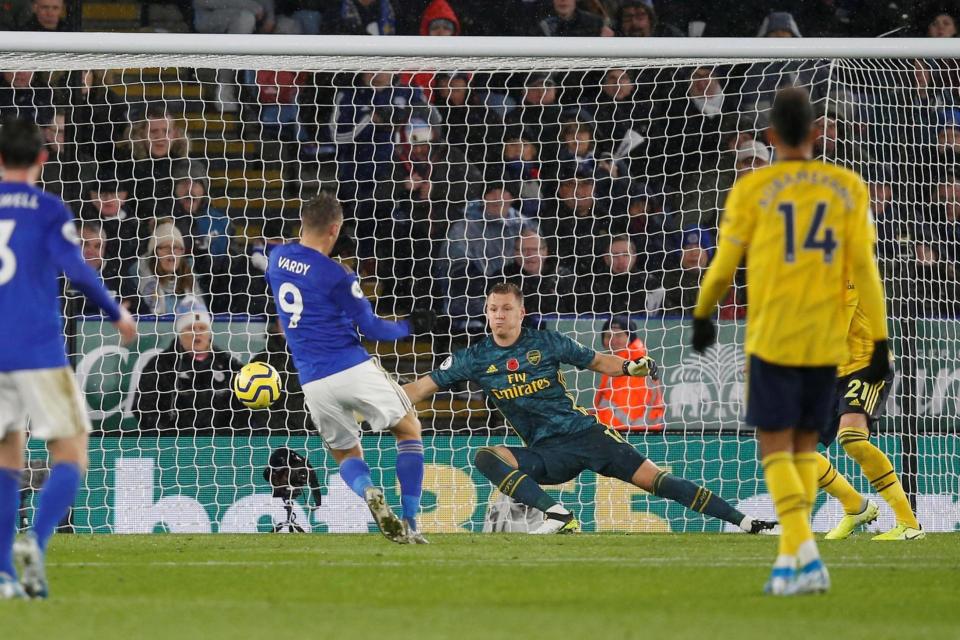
[48,558,960,570]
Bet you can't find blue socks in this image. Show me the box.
[0,468,20,577]
[32,463,82,552]
[396,440,424,528]
[339,457,374,498]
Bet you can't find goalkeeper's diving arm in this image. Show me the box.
[403,375,441,405]
[588,353,659,380]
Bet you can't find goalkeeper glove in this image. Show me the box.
[622,356,659,381]
[861,340,892,383]
[691,317,716,354]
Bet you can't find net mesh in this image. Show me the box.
[2,50,958,533]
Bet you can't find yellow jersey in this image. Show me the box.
[838,280,879,377]
[695,159,888,367]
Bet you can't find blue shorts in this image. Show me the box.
[509,426,647,486]
[745,355,837,433]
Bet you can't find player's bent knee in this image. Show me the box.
[630,458,659,491]
[390,411,422,440]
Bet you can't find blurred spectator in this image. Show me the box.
[652,65,738,228]
[420,0,459,35]
[659,226,713,317]
[125,222,205,315]
[0,71,54,125]
[503,228,576,314]
[594,315,665,431]
[61,70,128,164]
[373,117,483,312]
[623,182,673,274]
[19,0,67,31]
[756,10,801,38]
[250,316,312,432]
[439,183,536,327]
[541,167,617,272]
[555,119,617,183]
[505,72,564,163]
[926,10,957,37]
[432,73,503,156]
[70,221,128,316]
[330,72,434,251]
[79,179,143,282]
[615,0,683,37]
[337,0,397,35]
[116,104,206,219]
[575,234,651,314]
[39,110,83,206]
[193,0,297,33]
[534,0,612,36]
[135,303,264,434]
[592,68,653,175]
[734,139,771,180]
[251,69,310,144]
[278,0,326,34]
[488,130,542,202]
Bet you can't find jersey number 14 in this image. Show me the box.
[777,202,837,264]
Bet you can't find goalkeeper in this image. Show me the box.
[403,283,776,534]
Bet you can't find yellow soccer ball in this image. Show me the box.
[233,362,282,409]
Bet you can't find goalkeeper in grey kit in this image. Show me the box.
[404,283,776,534]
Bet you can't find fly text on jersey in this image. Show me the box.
[278,256,311,275]
[758,169,854,210]
[0,193,39,209]
[489,373,551,401]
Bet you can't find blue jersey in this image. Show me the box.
[0,182,122,372]
[265,242,410,384]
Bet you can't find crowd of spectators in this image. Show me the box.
[4,0,960,432]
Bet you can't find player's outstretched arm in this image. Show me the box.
[588,353,659,380]
[403,375,441,404]
[332,275,412,341]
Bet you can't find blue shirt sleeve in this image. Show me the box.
[329,271,411,341]
[429,349,473,389]
[546,330,596,369]
[49,208,123,322]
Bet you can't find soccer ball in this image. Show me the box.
[233,362,282,409]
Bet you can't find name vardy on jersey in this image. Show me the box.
[278,256,311,275]
[0,193,39,209]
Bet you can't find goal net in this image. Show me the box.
[2,36,957,534]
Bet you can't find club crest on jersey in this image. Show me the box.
[506,358,519,372]
[526,350,541,366]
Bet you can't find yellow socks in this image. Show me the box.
[762,452,813,557]
[793,452,820,520]
[814,451,865,514]
[839,429,920,529]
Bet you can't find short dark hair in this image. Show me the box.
[770,87,814,147]
[487,282,523,303]
[300,192,343,233]
[0,117,44,169]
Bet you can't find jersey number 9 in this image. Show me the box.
[777,202,837,264]
[278,282,304,328]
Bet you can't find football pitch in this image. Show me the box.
[4,533,959,640]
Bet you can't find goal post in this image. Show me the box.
[2,34,958,533]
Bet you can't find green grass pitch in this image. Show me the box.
[4,533,959,639]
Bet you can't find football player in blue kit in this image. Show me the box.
[266,192,432,544]
[0,117,137,599]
